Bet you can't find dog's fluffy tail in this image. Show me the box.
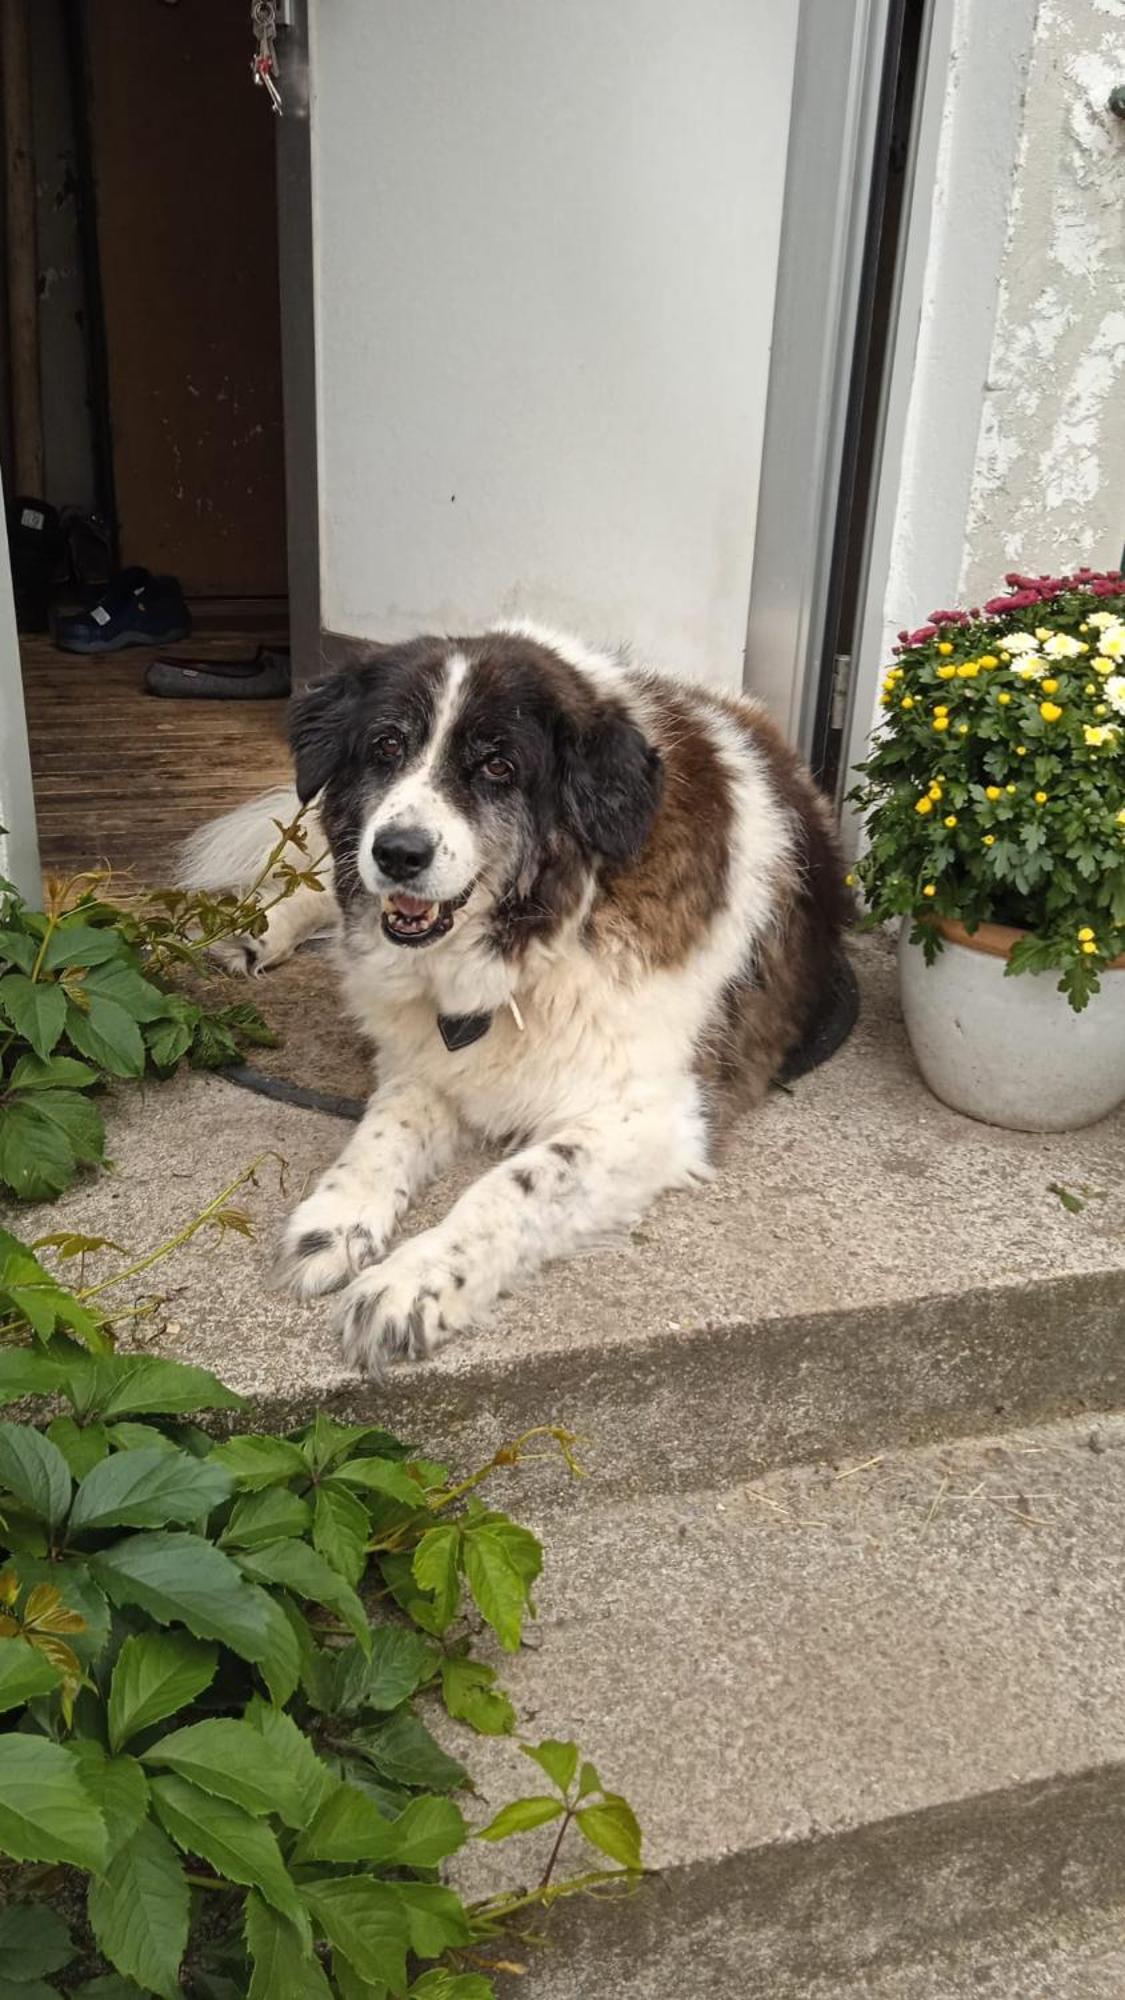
[177,787,310,893]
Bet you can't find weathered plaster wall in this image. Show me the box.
[960,0,1125,599]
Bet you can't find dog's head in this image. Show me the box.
[291,630,663,952]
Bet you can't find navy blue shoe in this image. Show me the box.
[53,567,191,653]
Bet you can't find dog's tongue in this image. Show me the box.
[389,893,434,918]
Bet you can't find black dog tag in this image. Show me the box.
[437,1011,493,1052]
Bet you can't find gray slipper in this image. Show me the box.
[145,646,291,699]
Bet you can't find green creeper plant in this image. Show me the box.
[0,1223,644,1997]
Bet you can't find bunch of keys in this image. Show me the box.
[251,0,283,114]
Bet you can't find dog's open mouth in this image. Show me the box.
[381,884,473,948]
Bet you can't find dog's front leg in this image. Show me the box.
[335,1092,706,1376]
[276,1079,463,1300]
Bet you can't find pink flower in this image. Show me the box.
[906,624,938,645]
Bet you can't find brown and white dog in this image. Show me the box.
[181,621,849,1377]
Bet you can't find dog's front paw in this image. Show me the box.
[334,1235,475,1379]
[274,1190,391,1301]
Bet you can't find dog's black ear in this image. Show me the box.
[289,674,358,803]
[561,708,663,863]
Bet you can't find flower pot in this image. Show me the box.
[898,918,1125,1131]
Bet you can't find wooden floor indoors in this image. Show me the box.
[21,612,292,884]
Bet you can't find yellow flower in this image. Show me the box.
[1005,784,1016,795]
[1085,683,1097,694]
[901,695,915,709]
[958,661,980,679]
[928,782,944,800]
[985,786,1001,801]
[937,663,957,681]
[1015,745,1027,755]
[933,716,950,732]
[997,691,1012,705]
[934,704,949,716]
[1039,701,1063,722]
[1040,678,1059,695]
[944,815,957,828]
[1034,791,1048,804]
[937,641,954,656]
[1084,723,1117,747]
[845,872,855,886]
[1095,703,1107,716]
[1035,627,1053,642]
[980,654,998,668]
[1077,927,1094,942]
[1117,810,1125,826]
[982,835,995,847]
[915,796,934,815]
[922,883,937,898]
[1082,940,1098,956]
[1080,622,1089,632]
[957,724,969,735]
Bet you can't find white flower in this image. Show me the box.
[1043,632,1084,659]
[1087,610,1117,630]
[1104,674,1125,717]
[1098,623,1124,660]
[1016,659,1046,681]
[1000,631,1040,654]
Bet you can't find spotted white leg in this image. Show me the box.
[207,879,335,975]
[276,1080,463,1300]
[335,1088,708,1376]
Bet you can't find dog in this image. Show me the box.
[180,621,850,1377]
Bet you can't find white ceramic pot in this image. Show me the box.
[898,917,1125,1132]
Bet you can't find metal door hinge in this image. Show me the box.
[829,652,853,731]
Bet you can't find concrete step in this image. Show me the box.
[28,934,1124,1495]
[442,1417,1125,1996]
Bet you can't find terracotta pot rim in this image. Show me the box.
[929,915,1125,972]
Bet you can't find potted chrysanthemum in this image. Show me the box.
[850,568,1125,1131]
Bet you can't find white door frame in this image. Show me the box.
[0,521,40,903]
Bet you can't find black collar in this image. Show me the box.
[437,1011,493,1052]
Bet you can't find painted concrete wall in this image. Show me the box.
[960,0,1125,601]
[0,514,41,903]
[309,0,799,688]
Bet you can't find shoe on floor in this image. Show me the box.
[145,646,291,699]
[53,567,191,653]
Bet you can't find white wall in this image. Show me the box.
[309,0,799,688]
[0,517,40,903]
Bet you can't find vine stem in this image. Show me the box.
[79,1154,280,1300]
[469,1865,638,1925]
[539,1805,574,1889]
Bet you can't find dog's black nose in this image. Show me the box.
[373,825,435,881]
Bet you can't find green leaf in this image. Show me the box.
[0,1902,73,1982]
[331,1959,388,2000]
[576,1759,601,1800]
[520,1738,579,1795]
[209,1433,308,1491]
[294,1784,465,1868]
[333,1625,434,1714]
[347,1707,467,1794]
[142,1717,304,1826]
[244,1694,336,1819]
[236,1539,371,1653]
[255,1589,304,1707]
[0,1420,72,1526]
[328,1457,424,1506]
[64,995,146,1079]
[70,1446,232,1533]
[151,1774,307,1928]
[245,1894,331,2000]
[46,1415,109,1479]
[90,1531,275,1665]
[299,1413,410,1474]
[0,972,66,1059]
[222,1485,311,1550]
[21,1088,104,1165]
[82,962,171,1023]
[0,1634,62,1709]
[0,1346,66,1403]
[65,1742,149,1860]
[408,1975,494,2000]
[4,1556,110,1664]
[0,1974,61,1999]
[439,1656,515,1736]
[476,1795,564,1842]
[73,1978,150,1998]
[0,1099,75,1200]
[87,1815,189,2000]
[396,1883,471,1960]
[0,1733,107,1870]
[8,1052,98,1090]
[0,927,37,973]
[0,1238,104,1345]
[108,1630,218,1751]
[411,1525,462,1631]
[312,1483,369,1586]
[106,1421,179,1454]
[81,1355,246,1419]
[576,1795,643,1870]
[144,1015,194,1071]
[461,1526,529,1652]
[300,1878,408,1994]
[42,923,123,972]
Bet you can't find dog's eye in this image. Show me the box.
[481,755,514,784]
[373,732,405,764]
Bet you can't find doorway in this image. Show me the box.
[4,0,293,882]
